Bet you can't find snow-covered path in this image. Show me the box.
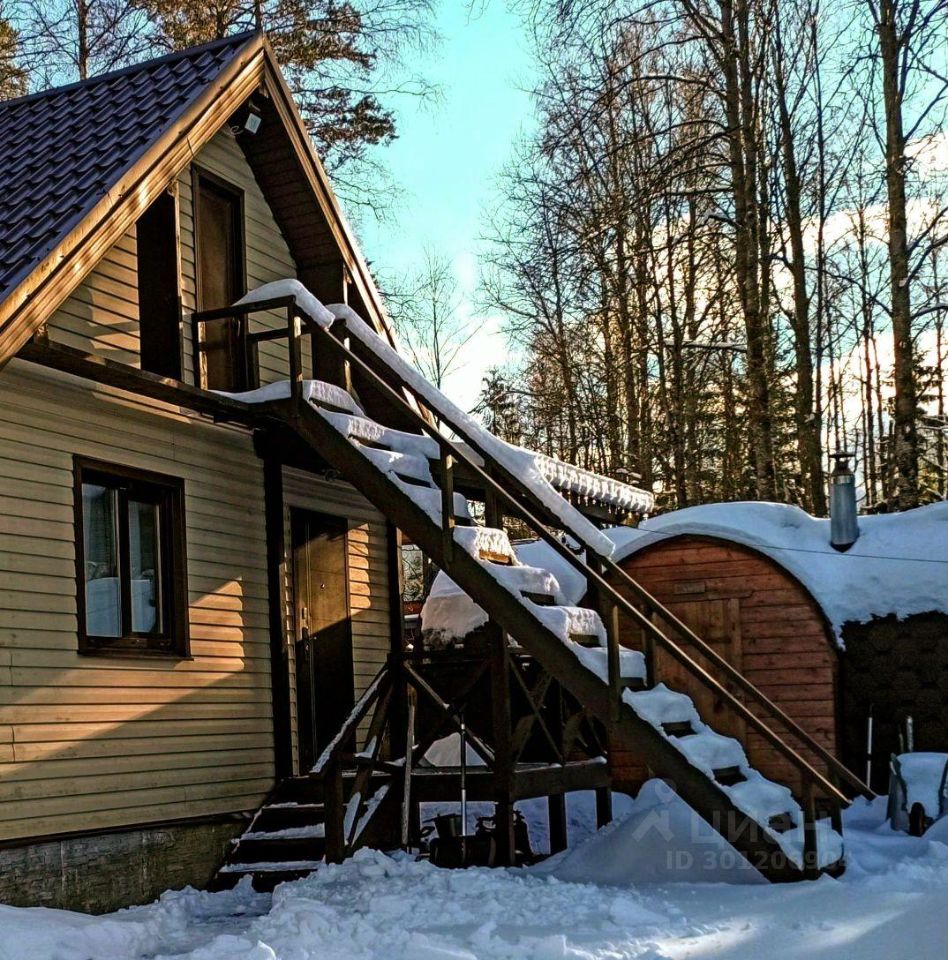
[2,797,948,960]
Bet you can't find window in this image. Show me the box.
[75,458,188,656]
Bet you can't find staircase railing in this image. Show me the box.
[300,312,871,807]
[192,294,874,831]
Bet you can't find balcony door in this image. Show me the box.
[194,172,254,391]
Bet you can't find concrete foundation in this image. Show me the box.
[0,816,247,914]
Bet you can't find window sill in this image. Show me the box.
[78,644,193,662]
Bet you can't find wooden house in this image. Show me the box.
[0,34,873,912]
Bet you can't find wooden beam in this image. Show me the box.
[512,760,612,801]
[264,457,294,780]
[17,341,265,426]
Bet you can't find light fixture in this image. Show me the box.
[243,105,262,134]
[231,103,263,137]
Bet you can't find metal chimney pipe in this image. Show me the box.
[829,450,859,551]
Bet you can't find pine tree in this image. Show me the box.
[0,12,27,98]
[141,0,427,169]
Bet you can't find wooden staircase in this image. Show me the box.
[199,293,874,883]
[211,777,329,891]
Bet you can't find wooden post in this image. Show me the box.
[324,760,345,863]
[644,623,657,689]
[548,793,567,854]
[595,787,613,828]
[491,626,516,865]
[802,780,818,880]
[400,686,417,849]
[606,601,621,726]
[441,450,455,562]
[288,306,302,411]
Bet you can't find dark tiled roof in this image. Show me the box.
[0,32,256,305]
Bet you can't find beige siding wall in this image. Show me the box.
[47,226,141,367]
[0,361,275,841]
[46,127,306,386]
[282,467,392,770]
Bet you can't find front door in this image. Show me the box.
[292,509,355,772]
[195,173,254,391]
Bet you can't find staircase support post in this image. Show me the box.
[490,625,516,865]
[441,449,455,562]
[400,685,417,849]
[287,306,302,412]
[595,787,613,828]
[802,781,819,880]
[548,793,567,854]
[324,760,345,864]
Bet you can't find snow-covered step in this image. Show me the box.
[713,766,747,787]
[240,824,326,841]
[676,729,748,775]
[454,525,517,564]
[391,481,472,525]
[626,685,702,728]
[530,604,606,647]
[358,446,434,486]
[768,812,796,833]
[488,563,565,605]
[318,408,441,458]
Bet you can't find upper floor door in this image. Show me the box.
[195,172,256,391]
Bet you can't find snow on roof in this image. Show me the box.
[608,500,948,640]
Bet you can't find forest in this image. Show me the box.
[474,0,948,514]
[2,0,947,515]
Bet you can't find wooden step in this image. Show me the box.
[661,720,697,737]
[479,549,514,565]
[768,812,797,833]
[229,835,326,864]
[212,864,319,893]
[269,777,324,805]
[522,590,556,606]
[568,633,601,648]
[621,676,648,692]
[252,803,325,833]
[394,472,433,488]
[712,766,747,786]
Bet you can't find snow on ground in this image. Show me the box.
[5,789,948,960]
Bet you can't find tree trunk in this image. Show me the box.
[878,0,919,508]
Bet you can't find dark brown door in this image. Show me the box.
[292,509,355,772]
[195,174,254,390]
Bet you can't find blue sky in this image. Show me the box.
[356,2,537,410]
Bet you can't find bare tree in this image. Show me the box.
[385,248,478,392]
[860,0,948,508]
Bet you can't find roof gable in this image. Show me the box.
[0,32,255,308]
[0,31,394,371]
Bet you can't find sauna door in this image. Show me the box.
[657,598,745,742]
